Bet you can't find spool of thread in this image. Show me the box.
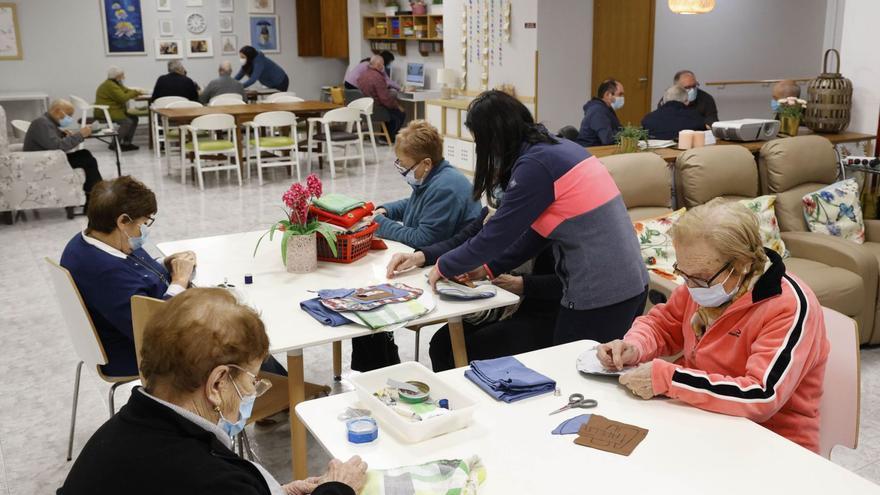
[438,399,449,409]
[244,273,253,285]
[346,418,378,444]
[678,130,694,149]
[692,130,705,148]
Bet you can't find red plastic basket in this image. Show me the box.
[317,222,379,263]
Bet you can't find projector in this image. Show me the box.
[711,119,780,142]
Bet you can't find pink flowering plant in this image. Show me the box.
[254,174,337,261]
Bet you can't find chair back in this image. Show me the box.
[674,145,759,208]
[209,93,245,104]
[819,306,860,458]
[209,96,247,107]
[130,295,166,382]
[45,258,108,369]
[266,95,304,103]
[151,96,187,109]
[265,92,300,102]
[10,119,30,136]
[68,94,91,110]
[601,152,672,221]
[0,106,8,154]
[322,107,362,124]
[347,97,375,116]
[192,113,235,131]
[167,100,203,109]
[254,110,297,128]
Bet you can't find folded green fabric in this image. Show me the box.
[352,300,429,329]
[361,456,486,495]
[313,193,365,214]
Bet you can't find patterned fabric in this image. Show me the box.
[739,195,789,258]
[632,208,686,282]
[802,179,865,244]
[0,106,85,212]
[319,283,423,312]
[361,456,486,495]
[352,299,430,329]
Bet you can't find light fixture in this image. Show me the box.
[668,0,715,15]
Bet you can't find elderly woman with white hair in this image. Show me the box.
[95,66,144,151]
[150,59,200,104]
[597,199,830,453]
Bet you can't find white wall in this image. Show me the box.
[0,0,345,107]
[839,0,880,135]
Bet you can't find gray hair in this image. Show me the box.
[663,85,688,104]
[369,55,384,69]
[673,70,695,83]
[107,66,124,79]
[168,60,185,75]
[773,80,801,99]
[218,60,233,76]
[49,98,74,114]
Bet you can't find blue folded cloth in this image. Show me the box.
[317,288,355,299]
[464,356,556,403]
[300,298,350,326]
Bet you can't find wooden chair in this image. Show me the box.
[819,307,861,458]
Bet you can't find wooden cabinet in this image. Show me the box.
[297,0,349,58]
[362,15,444,57]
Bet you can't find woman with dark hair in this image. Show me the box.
[427,90,649,345]
[235,45,290,91]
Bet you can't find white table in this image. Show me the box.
[397,89,442,120]
[297,340,880,495]
[0,91,50,113]
[157,231,519,479]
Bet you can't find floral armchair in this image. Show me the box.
[0,105,84,220]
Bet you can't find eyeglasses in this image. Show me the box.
[144,215,156,227]
[394,158,422,177]
[673,261,731,289]
[227,364,272,397]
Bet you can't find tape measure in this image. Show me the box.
[346,417,378,444]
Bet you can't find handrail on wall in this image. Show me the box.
[705,78,812,89]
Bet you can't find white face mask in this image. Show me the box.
[686,87,697,102]
[239,57,247,65]
[611,95,624,110]
[687,268,740,308]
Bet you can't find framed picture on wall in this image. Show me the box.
[154,37,182,59]
[0,3,23,61]
[248,0,274,14]
[249,15,279,53]
[185,0,203,6]
[156,0,170,12]
[158,18,174,36]
[186,36,213,57]
[219,14,233,33]
[219,0,234,12]
[221,35,238,55]
[100,0,147,56]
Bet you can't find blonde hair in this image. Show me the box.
[394,120,443,165]
[672,198,768,270]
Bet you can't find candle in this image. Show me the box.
[678,130,694,149]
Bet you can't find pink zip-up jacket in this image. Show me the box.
[624,249,830,452]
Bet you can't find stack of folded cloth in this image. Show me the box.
[465,356,556,403]
[310,193,375,232]
[300,283,429,329]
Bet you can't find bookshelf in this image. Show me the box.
[363,14,444,57]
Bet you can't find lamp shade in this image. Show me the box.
[668,0,715,14]
[436,68,456,85]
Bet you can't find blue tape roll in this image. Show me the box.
[346,417,378,444]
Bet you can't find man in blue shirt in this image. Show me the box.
[575,79,624,147]
[641,85,706,140]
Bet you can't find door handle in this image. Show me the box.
[638,77,648,82]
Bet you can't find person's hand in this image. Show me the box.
[283,477,322,495]
[80,126,93,138]
[596,339,641,371]
[619,362,655,399]
[170,255,196,286]
[427,264,445,290]
[386,251,425,278]
[375,207,387,216]
[164,251,196,271]
[320,456,368,493]
[492,274,524,295]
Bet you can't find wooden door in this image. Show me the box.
[592,0,655,127]
[320,0,349,59]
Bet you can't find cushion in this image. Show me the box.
[802,179,865,244]
[602,153,670,209]
[184,139,235,152]
[249,136,295,147]
[783,257,863,317]
[312,131,359,142]
[628,206,674,223]
[632,208,686,283]
[738,195,789,258]
[675,145,758,208]
[758,135,838,193]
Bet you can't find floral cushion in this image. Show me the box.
[633,208,686,282]
[802,179,865,244]
[738,195,789,258]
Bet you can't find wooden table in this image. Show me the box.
[156,232,519,480]
[245,88,280,102]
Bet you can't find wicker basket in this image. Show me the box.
[804,49,853,133]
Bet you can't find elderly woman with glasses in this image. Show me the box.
[60,288,366,495]
[597,199,829,453]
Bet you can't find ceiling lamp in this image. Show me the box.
[668,0,715,15]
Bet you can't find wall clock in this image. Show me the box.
[186,13,207,34]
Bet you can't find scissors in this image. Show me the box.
[549,393,598,415]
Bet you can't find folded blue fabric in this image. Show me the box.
[464,356,556,403]
[317,288,355,299]
[551,414,592,435]
[300,298,350,326]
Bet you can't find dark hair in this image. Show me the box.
[673,70,694,82]
[379,50,395,67]
[596,79,620,99]
[86,176,157,233]
[465,90,558,203]
[239,45,258,76]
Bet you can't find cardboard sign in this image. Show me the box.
[573,415,648,456]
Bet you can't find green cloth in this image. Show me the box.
[313,193,365,214]
[352,300,428,329]
[361,456,486,495]
[184,139,235,151]
[94,79,140,121]
[249,136,295,147]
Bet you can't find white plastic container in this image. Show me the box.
[350,361,477,444]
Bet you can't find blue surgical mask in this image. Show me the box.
[770,99,781,113]
[611,96,624,110]
[405,174,424,187]
[687,269,740,308]
[217,379,256,438]
[59,115,75,128]
[123,216,150,251]
[686,87,697,102]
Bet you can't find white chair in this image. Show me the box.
[45,258,139,461]
[181,113,242,190]
[209,94,246,106]
[69,94,119,154]
[347,97,381,164]
[265,92,301,103]
[306,107,366,179]
[162,100,203,177]
[149,96,187,158]
[244,111,301,185]
[10,119,30,136]
[819,306,860,459]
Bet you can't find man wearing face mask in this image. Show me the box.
[658,70,718,128]
[23,99,102,212]
[770,79,801,118]
[574,79,624,147]
[60,176,196,378]
[641,85,706,140]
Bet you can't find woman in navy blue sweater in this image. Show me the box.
[235,46,290,91]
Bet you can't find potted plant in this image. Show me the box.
[384,0,399,16]
[253,174,337,274]
[429,0,443,16]
[411,0,427,15]
[614,124,648,154]
[777,96,807,136]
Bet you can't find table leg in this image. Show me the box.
[148,109,154,150]
[287,350,308,480]
[235,118,246,174]
[113,136,122,176]
[448,316,469,368]
[332,341,342,381]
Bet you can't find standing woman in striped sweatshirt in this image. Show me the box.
[429,90,649,344]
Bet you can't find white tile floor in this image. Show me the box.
[1,135,880,493]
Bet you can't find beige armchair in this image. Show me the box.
[0,105,84,222]
[677,144,877,342]
[759,135,880,343]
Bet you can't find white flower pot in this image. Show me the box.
[384,6,399,16]
[285,232,317,274]
[429,4,444,15]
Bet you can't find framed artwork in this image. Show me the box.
[156,0,170,12]
[100,0,147,56]
[220,34,238,55]
[248,0,274,14]
[219,14,233,33]
[186,36,213,57]
[0,3,23,61]
[154,37,182,59]
[158,18,174,36]
[219,0,234,12]
[249,15,279,53]
[185,0,203,6]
